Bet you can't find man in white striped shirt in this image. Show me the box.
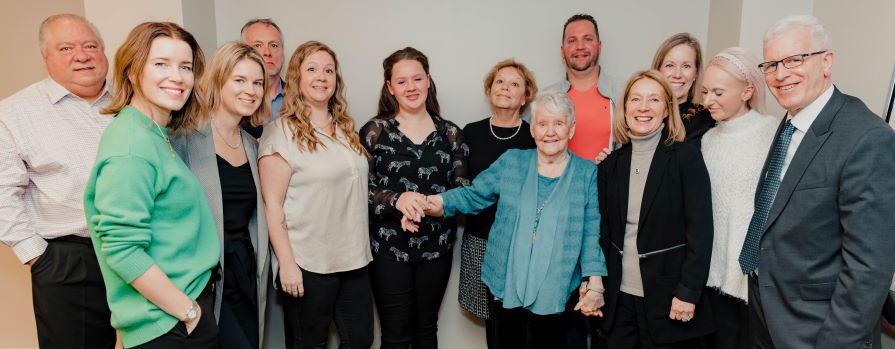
[0,13,115,348]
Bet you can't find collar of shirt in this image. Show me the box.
[788,84,834,133]
[387,113,449,135]
[275,78,285,98]
[44,78,111,106]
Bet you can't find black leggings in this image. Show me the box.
[369,255,453,349]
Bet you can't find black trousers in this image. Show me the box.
[606,292,703,349]
[747,273,776,349]
[133,280,219,349]
[490,295,566,349]
[30,236,115,349]
[281,266,374,349]
[369,255,452,349]
[700,288,748,349]
[563,290,607,349]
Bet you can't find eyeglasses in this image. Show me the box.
[758,50,827,74]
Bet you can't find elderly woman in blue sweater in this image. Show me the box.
[410,90,607,348]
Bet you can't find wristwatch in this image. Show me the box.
[183,300,199,322]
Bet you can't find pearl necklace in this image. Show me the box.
[488,116,522,141]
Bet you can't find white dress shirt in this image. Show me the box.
[0,78,111,263]
[780,85,834,176]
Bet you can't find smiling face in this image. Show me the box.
[42,17,108,100]
[219,58,264,118]
[298,50,336,108]
[531,104,574,158]
[658,44,698,103]
[488,66,526,112]
[387,59,430,114]
[624,77,668,137]
[561,20,601,73]
[131,37,195,119]
[763,26,833,115]
[701,65,752,122]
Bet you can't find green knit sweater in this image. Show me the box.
[84,106,221,348]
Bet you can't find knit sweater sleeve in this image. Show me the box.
[580,164,608,277]
[88,155,158,283]
[441,150,512,217]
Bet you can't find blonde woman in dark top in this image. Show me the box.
[598,70,714,348]
[172,41,272,349]
[652,33,714,146]
[259,41,373,348]
[360,46,468,349]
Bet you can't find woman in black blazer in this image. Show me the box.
[596,70,714,348]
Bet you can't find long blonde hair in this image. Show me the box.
[101,22,205,132]
[613,70,685,145]
[280,40,365,155]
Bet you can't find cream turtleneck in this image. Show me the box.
[620,124,664,297]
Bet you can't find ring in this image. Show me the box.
[683,316,691,322]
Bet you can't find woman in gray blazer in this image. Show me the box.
[172,42,272,349]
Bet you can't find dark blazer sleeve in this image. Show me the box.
[816,125,895,347]
[673,145,713,304]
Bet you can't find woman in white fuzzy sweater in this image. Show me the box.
[698,47,779,349]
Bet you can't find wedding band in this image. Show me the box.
[683,316,691,322]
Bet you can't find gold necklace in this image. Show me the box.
[152,120,175,156]
[212,120,241,149]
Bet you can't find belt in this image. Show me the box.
[50,235,93,247]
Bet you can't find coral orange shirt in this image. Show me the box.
[567,85,612,160]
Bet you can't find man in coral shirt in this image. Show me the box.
[541,14,622,162]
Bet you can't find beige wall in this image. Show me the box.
[0,0,85,99]
[0,3,86,348]
[814,0,895,118]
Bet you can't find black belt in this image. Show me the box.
[50,235,93,247]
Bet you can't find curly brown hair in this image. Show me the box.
[280,40,366,156]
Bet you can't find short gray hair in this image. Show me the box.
[38,14,104,57]
[764,15,832,51]
[530,90,575,125]
[240,18,283,41]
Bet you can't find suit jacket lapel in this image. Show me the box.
[763,88,842,231]
[613,147,632,243]
[188,124,226,251]
[639,142,670,226]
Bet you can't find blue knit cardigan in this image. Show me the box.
[443,149,607,315]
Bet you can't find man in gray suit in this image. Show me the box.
[741,14,895,348]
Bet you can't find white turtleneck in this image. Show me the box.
[700,109,780,301]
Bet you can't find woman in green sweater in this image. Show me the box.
[84,22,221,348]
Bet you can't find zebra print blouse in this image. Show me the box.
[360,115,469,262]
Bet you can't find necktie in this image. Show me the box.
[739,119,797,274]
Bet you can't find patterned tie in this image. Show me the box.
[739,119,797,274]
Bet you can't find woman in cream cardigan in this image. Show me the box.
[699,46,779,349]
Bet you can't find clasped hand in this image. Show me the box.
[396,192,444,232]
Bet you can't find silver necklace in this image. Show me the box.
[212,120,241,149]
[489,116,522,141]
